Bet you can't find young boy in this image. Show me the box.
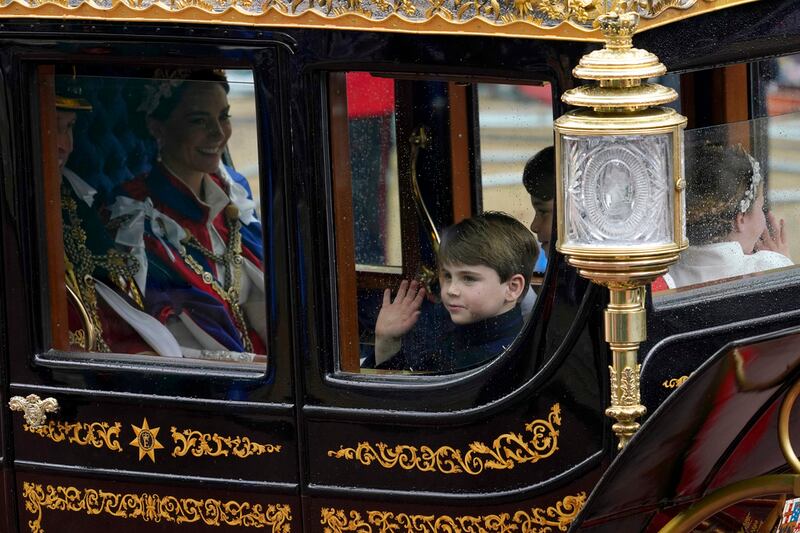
[371,211,538,372]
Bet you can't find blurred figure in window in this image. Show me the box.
[110,70,266,360]
[519,146,554,314]
[523,146,554,273]
[664,143,792,288]
[57,76,179,356]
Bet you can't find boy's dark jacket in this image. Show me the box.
[363,305,523,372]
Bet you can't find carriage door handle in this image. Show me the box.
[8,394,60,428]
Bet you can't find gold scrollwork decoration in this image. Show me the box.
[22,482,292,533]
[320,491,586,532]
[171,427,282,458]
[23,420,123,452]
[67,328,87,350]
[662,375,689,389]
[327,403,560,475]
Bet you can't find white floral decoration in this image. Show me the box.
[136,68,192,116]
[738,152,763,214]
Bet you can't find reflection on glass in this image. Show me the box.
[478,83,553,260]
[655,117,796,294]
[766,55,800,116]
[53,70,266,365]
[337,77,550,375]
[345,72,401,267]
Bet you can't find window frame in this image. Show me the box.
[19,46,286,385]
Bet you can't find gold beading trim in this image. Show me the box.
[320,491,586,532]
[327,403,560,475]
[0,0,758,42]
[22,482,293,533]
[662,375,689,389]
[23,420,122,452]
[171,427,282,458]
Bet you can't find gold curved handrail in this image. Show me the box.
[408,126,442,290]
[409,126,440,254]
[65,263,96,351]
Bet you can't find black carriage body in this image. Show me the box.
[0,2,796,531]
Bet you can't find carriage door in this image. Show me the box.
[1,53,299,532]
[291,65,604,528]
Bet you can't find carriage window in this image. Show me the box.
[41,68,267,367]
[330,72,553,374]
[654,54,800,296]
[478,83,554,276]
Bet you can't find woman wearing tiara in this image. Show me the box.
[664,143,793,289]
[110,69,266,360]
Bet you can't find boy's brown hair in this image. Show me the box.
[522,146,555,201]
[438,211,539,297]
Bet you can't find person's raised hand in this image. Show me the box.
[375,280,426,340]
[374,280,426,363]
[756,212,790,258]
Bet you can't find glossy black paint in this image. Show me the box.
[639,0,800,73]
[573,326,800,531]
[0,2,796,529]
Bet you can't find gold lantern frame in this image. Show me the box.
[554,11,689,449]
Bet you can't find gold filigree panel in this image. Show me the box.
[0,0,760,42]
[320,491,586,532]
[327,403,560,474]
[23,420,123,452]
[171,427,282,458]
[22,482,292,533]
[21,416,281,462]
[662,375,689,389]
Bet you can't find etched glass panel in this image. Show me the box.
[561,133,674,248]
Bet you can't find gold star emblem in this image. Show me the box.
[129,418,164,462]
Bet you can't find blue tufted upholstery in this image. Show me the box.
[68,77,155,199]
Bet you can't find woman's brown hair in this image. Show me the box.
[686,143,761,245]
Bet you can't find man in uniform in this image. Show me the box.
[56,75,180,357]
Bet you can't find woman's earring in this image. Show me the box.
[156,138,163,162]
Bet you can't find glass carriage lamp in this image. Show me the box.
[554,11,688,449]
